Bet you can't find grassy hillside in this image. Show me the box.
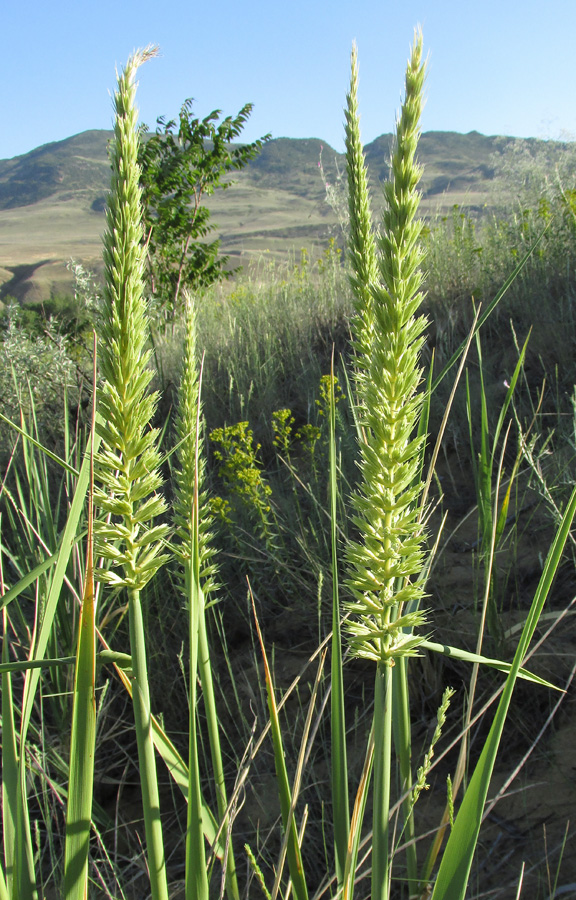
[0,130,111,210]
[0,127,566,303]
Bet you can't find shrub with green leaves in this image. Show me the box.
[210,420,273,539]
[139,98,270,320]
[0,300,76,449]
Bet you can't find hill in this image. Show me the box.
[0,127,551,303]
[0,131,111,210]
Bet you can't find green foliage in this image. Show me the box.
[210,421,273,537]
[192,248,352,444]
[271,407,295,454]
[316,236,344,273]
[425,160,576,384]
[139,98,270,320]
[490,136,576,212]
[465,330,530,646]
[294,422,321,452]
[5,31,576,900]
[208,369,346,560]
[0,300,77,454]
[316,373,344,418]
[0,293,91,340]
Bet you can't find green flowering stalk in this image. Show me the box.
[344,31,428,900]
[173,295,218,594]
[172,295,239,900]
[272,408,295,455]
[172,295,209,899]
[344,42,379,369]
[94,47,170,900]
[345,32,428,666]
[317,373,345,418]
[410,687,454,810]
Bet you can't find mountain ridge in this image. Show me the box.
[0,128,566,303]
[0,127,512,212]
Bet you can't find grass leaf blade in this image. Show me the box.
[431,482,576,900]
[63,344,98,900]
[329,354,350,886]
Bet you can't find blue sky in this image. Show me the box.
[3,0,576,160]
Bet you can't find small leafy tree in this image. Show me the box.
[139,99,270,320]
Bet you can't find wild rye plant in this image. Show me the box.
[335,30,576,900]
[2,30,576,900]
[93,46,172,900]
[344,33,431,899]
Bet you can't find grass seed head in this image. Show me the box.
[345,29,429,666]
[95,47,169,591]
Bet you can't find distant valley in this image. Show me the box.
[0,128,554,304]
